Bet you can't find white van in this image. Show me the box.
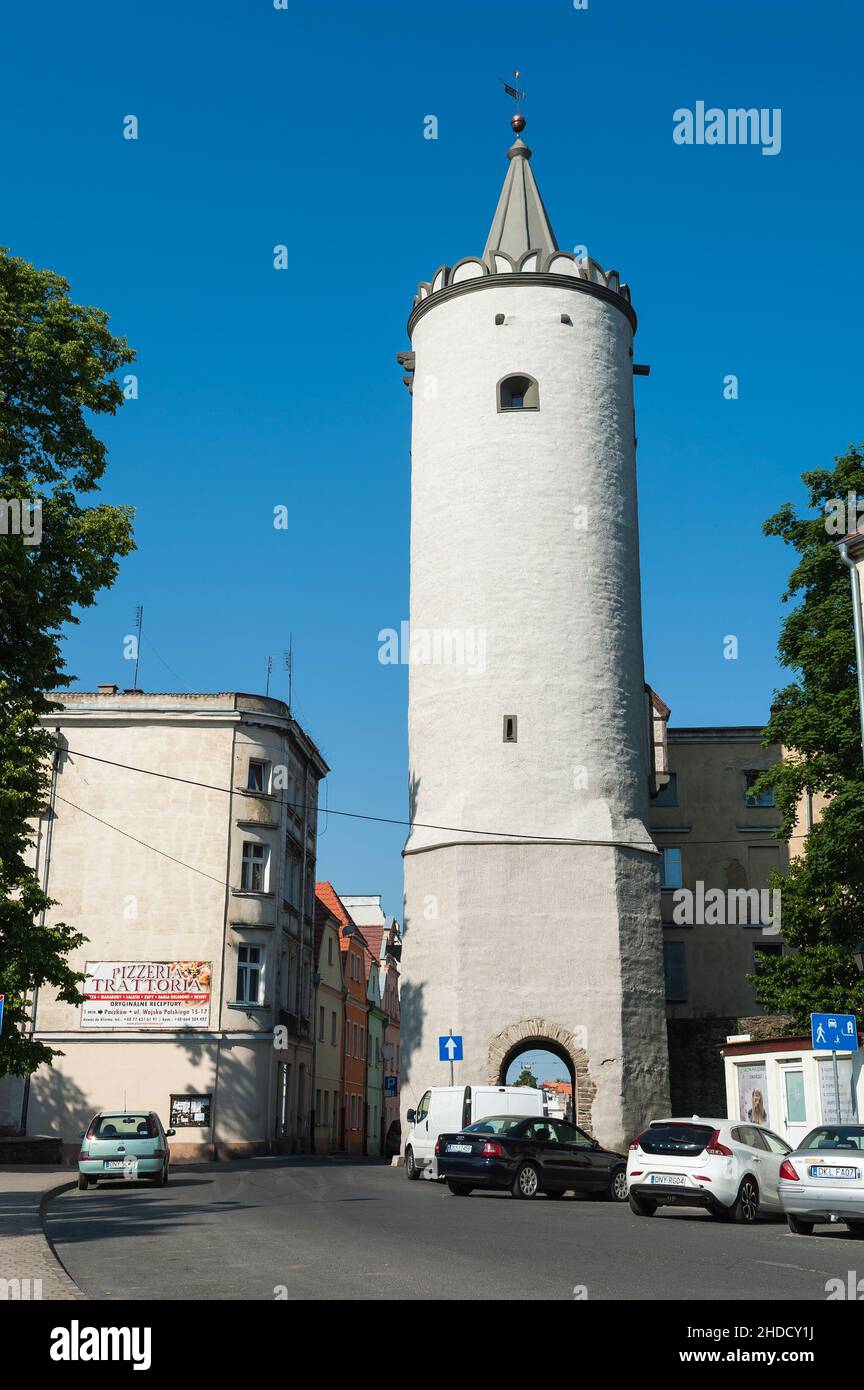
[404,1085,546,1179]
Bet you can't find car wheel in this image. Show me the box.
[731,1176,760,1224]
[446,1180,472,1197]
[77,1174,90,1191]
[628,1192,656,1217]
[512,1163,541,1199]
[787,1213,815,1235]
[608,1167,629,1202]
[405,1147,421,1181]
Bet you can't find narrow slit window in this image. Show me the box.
[503,716,518,743]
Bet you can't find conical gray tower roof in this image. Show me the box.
[483,138,558,261]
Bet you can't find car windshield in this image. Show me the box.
[798,1126,864,1151]
[462,1116,528,1136]
[92,1114,158,1139]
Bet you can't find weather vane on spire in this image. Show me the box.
[499,70,527,134]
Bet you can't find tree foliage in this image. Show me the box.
[0,247,135,1079]
[749,442,864,1027]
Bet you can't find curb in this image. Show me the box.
[39,1180,88,1300]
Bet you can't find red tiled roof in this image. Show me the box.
[315,883,370,954]
[362,924,386,961]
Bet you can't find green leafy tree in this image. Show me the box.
[749,442,864,1026]
[0,247,135,1079]
[514,1066,539,1089]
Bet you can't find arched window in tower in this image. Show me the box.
[498,373,539,412]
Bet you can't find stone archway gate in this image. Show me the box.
[487,1019,597,1132]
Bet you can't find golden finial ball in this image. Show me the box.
[511,113,526,134]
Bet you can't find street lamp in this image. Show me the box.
[838,524,864,767]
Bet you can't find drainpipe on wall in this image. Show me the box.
[839,540,864,766]
[19,729,62,1136]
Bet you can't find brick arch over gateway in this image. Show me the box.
[488,1021,598,1133]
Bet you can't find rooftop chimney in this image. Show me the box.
[97,683,119,695]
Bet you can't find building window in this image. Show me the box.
[745,771,775,808]
[345,1022,350,1055]
[319,1005,325,1041]
[353,1023,358,1057]
[651,772,678,807]
[359,1027,365,1060]
[328,937,334,966]
[503,715,518,743]
[236,945,263,1004]
[285,847,302,909]
[663,941,687,1002]
[331,1011,337,1045]
[753,941,784,974]
[315,1088,321,1121]
[247,759,268,793]
[241,841,268,892]
[498,373,539,411]
[659,846,683,890]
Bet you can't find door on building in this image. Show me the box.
[779,1064,809,1147]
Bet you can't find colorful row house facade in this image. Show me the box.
[312,885,401,1156]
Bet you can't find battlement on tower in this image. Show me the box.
[413,252,630,315]
[412,249,631,310]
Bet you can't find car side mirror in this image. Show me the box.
[79,1132,85,1140]
[166,1129,176,1137]
[406,1109,416,1124]
[591,1139,600,1150]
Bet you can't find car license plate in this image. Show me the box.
[104,1158,137,1170]
[650,1174,687,1185]
[810,1165,859,1180]
[446,1144,472,1154]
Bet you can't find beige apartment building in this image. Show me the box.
[650,724,789,1113]
[5,688,327,1159]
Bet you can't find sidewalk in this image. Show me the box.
[0,1166,85,1301]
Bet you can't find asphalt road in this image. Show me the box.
[45,1157,864,1301]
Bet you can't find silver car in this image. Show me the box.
[778,1123,864,1235]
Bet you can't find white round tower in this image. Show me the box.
[399,123,670,1149]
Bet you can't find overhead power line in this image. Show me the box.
[58,746,799,850]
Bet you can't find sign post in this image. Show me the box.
[438,1031,463,1086]
[0,994,4,1036]
[810,1013,859,1122]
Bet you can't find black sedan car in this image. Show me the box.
[435,1114,628,1200]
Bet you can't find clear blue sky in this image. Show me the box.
[4,0,862,922]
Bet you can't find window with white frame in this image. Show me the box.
[241,841,268,892]
[659,846,683,890]
[236,945,264,1004]
[247,758,269,793]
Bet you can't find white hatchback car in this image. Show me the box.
[627,1116,792,1223]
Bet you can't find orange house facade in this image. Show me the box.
[316,882,369,1155]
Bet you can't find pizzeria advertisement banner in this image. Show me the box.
[81,961,212,1028]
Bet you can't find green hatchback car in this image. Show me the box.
[78,1111,174,1190]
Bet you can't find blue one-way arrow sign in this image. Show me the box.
[0,994,4,1036]
[439,1033,463,1063]
[810,1012,858,1050]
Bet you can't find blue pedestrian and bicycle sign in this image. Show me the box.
[810,1013,858,1051]
[439,1033,463,1063]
